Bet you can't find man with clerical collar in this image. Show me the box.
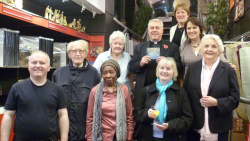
[129,18,182,105]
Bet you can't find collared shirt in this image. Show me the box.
[86,84,134,141]
[199,57,220,141]
[93,49,132,93]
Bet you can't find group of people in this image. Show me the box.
[1,3,240,141]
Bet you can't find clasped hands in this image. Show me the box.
[148,109,168,131]
[200,96,218,108]
[140,56,166,67]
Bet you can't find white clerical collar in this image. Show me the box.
[150,40,161,44]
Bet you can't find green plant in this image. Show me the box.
[205,0,229,40]
[132,4,152,36]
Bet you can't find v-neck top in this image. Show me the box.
[180,42,203,75]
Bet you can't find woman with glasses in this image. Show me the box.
[93,30,132,95]
[53,39,101,141]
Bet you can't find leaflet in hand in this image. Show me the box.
[147,47,160,60]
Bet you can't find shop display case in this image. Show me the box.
[19,35,39,67]
[0,28,19,67]
[53,42,67,68]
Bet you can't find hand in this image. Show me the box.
[154,122,168,131]
[156,56,166,63]
[228,62,237,71]
[200,96,218,108]
[148,108,157,119]
[140,56,151,67]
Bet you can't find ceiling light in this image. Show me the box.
[62,0,69,2]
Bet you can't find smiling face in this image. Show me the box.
[175,7,189,24]
[203,38,220,61]
[102,66,117,87]
[186,21,201,40]
[110,38,125,55]
[68,45,87,67]
[157,62,174,83]
[148,21,163,42]
[28,53,50,80]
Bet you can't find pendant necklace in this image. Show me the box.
[179,27,184,33]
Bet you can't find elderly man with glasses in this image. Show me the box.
[53,39,101,141]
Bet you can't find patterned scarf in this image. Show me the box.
[156,78,173,123]
[92,81,127,141]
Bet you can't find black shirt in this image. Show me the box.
[5,78,67,140]
[144,41,162,87]
[172,27,184,46]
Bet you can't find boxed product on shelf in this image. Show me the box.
[19,35,39,67]
[53,42,67,68]
[0,28,20,67]
[38,37,54,66]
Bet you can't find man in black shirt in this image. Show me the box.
[1,51,69,141]
[129,18,182,104]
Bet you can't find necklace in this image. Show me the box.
[191,43,200,48]
[178,27,184,33]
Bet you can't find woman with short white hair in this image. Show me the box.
[93,30,132,94]
[184,34,240,141]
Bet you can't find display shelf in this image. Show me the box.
[0,2,90,41]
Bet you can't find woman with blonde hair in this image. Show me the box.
[135,57,193,141]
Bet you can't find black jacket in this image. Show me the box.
[135,82,193,141]
[129,40,182,104]
[52,60,101,141]
[184,60,239,133]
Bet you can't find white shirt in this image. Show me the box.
[199,57,220,141]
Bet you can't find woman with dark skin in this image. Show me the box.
[86,59,134,141]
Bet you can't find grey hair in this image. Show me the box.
[148,18,163,29]
[109,30,126,45]
[200,34,227,61]
[67,39,89,54]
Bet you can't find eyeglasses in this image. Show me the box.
[70,50,86,54]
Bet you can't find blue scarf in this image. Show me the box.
[156,78,173,123]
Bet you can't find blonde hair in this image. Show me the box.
[109,30,126,45]
[67,39,89,53]
[156,57,178,81]
[29,50,50,65]
[174,3,190,17]
[148,18,163,29]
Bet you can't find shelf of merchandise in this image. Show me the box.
[0,2,90,41]
[0,2,105,61]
